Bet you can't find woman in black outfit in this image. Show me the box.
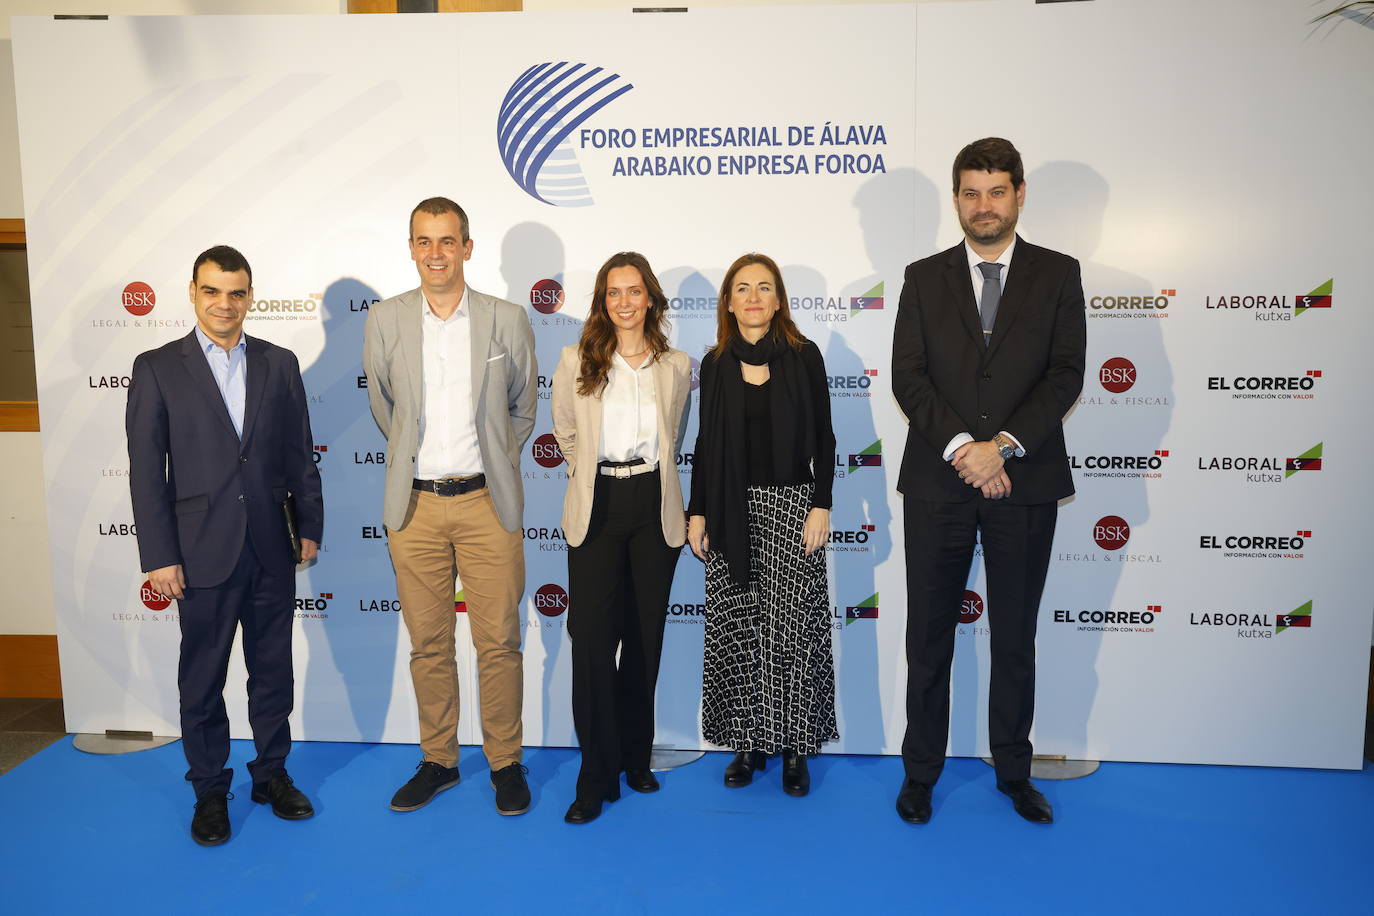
[687,252,838,796]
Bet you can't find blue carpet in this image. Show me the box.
[1,738,1370,914]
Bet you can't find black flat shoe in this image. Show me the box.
[896,779,933,824]
[191,791,232,846]
[997,778,1053,824]
[625,768,660,793]
[564,797,609,824]
[781,750,810,797]
[251,773,314,820]
[723,751,766,788]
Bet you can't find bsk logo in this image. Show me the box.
[959,590,984,624]
[844,593,878,626]
[532,433,565,468]
[1294,279,1331,316]
[123,282,155,316]
[531,278,565,314]
[1099,357,1136,394]
[1285,443,1322,477]
[847,440,882,474]
[850,282,884,312]
[1093,515,1130,551]
[535,583,568,617]
[140,580,172,611]
[498,62,634,207]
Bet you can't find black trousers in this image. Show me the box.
[177,536,296,798]
[566,471,679,803]
[901,495,1057,784]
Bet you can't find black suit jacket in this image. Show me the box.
[892,236,1085,504]
[126,332,324,588]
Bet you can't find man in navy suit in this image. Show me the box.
[127,245,324,846]
[892,139,1086,825]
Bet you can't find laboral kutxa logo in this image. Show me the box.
[1203,278,1332,322]
[1196,442,1322,484]
[498,62,634,207]
[1189,600,1312,638]
[845,440,882,475]
[850,282,884,312]
[839,593,878,627]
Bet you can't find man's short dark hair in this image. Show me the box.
[192,245,253,285]
[952,138,1024,193]
[409,197,470,243]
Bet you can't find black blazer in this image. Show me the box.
[891,236,1086,504]
[126,332,324,588]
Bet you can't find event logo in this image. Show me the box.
[88,374,131,390]
[531,432,565,469]
[1199,529,1309,560]
[534,583,568,617]
[1098,357,1136,394]
[530,278,565,314]
[524,525,568,552]
[850,282,884,312]
[99,522,136,536]
[689,356,702,392]
[828,368,878,398]
[1093,515,1130,551]
[829,523,876,553]
[959,590,984,624]
[1208,370,1320,400]
[1051,604,1160,633]
[1196,442,1323,484]
[846,440,882,474]
[454,588,467,614]
[1204,279,1331,322]
[1088,288,1173,319]
[1069,449,1168,480]
[123,281,155,316]
[295,592,331,620]
[248,292,322,322]
[140,580,172,611]
[843,593,879,626]
[312,444,328,466]
[1189,600,1312,638]
[498,62,634,207]
[358,595,402,613]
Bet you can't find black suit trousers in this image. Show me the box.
[566,471,678,803]
[177,535,296,798]
[901,495,1056,784]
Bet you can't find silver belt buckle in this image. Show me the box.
[614,465,631,479]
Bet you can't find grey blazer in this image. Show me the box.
[551,345,691,548]
[363,286,537,532]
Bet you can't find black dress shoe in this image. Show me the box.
[723,751,766,788]
[895,779,933,824]
[781,750,810,797]
[563,798,604,824]
[624,769,660,793]
[997,778,1054,824]
[251,773,315,820]
[191,791,232,846]
[390,761,460,812]
[491,763,531,816]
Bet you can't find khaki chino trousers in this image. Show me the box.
[388,487,524,771]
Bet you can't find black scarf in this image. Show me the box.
[698,334,817,587]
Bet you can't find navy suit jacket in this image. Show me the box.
[126,331,324,589]
[892,236,1086,504]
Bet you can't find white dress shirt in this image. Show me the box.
[416,289,484,479]
[195,326,247,439]
[598,351,659,464]
[942,238,1024,461]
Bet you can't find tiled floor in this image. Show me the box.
[0,698,66,776]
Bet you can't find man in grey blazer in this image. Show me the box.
[363,197,537,815]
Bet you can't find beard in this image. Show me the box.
[960,211,1016,246]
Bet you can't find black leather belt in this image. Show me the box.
[413,474,486,497]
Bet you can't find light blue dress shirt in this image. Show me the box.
[194,326,247,439]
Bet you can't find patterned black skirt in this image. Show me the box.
[701,483,838,755]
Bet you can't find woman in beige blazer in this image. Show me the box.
[551,252,691,825]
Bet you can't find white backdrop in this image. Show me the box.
[13,0,1372,769]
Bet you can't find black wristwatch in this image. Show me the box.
[993,433,1016,460]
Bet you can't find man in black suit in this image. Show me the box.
[127,245,324,846]
[891,138,1085,824]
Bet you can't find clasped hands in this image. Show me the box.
[951,441,1011,500]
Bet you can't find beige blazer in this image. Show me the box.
[551,344,691,548]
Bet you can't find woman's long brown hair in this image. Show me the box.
[577,252,672,397]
